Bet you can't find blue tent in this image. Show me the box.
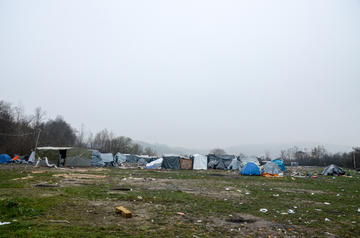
[240,162,260,176]
[272,159,286,171]
[0,154,12,164]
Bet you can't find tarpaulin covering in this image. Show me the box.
[28,151,36,163]
[240,162,260,176]
[228,158,240,170]
[272,159,286,171]
[261,162,283,176]
[162,155,180,169]
[239,157,260,168]
[126,154,140,163]
[100,153,114,163]
[207,154,235,170]
[145,158,163,169]
[92,150,104,166]
[322,164,345,176]
[0,154,11,164]
[192,154,207,170]
[115,153,127,164]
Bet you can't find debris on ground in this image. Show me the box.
[288,209,295,214]
[12,175,33,181]
[324,202,331,205]
[53,173,106,179]
[325,218,330,222]
[0,222,11,226]
[259,208,268,213]
[176,212,185,216]
[115,206,132,218]
[49,220,70,224]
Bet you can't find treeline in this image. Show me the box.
[280,145,359,169]
[0,100,156,156]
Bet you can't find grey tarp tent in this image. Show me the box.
[239,157,260,168]
[321,164,345,176]
[207,154,235,170]
[261,161,283,175]
[162,155,180,169]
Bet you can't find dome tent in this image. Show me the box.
[261,161,283,176]
[240,162,260,176]
[0,154,11,164]
[272,159,286,171]
[321,164,345,176]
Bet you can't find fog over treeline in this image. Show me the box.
[0,100,156,156]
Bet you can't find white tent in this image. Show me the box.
[193,154,207,170]
[145,158,163,169]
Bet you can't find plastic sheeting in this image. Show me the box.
[0,154,11,164]
[272,159,286,171]
[28,151,35,163]
[239,157,260,168]
[261,162,283,175]
[322,164,345,176]
[101,153,114,163]
[115,153,127,163]
[193,154,207,170]
[92,150,104,166]
[145,158,163,169]
[240,162,260,176]
[126,154,139,163]
[162,156,180,169]
[228,158,240,170]
[207,154,235,170]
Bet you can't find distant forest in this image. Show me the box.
[0,100,359,169]
[0,100,156,156]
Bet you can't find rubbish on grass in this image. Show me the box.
[288,209,295,214]
[325,218,330,222]
[324,202,331,205]
[49,220,70,224]
[357,208,360,213]
[259,208,268,213]
[245,192,250,195]
[225,188,230,191]
[176,212,185,216]
[0,222,10,226]
[116,206,132,218]
[137,196,143,200]
[273,194,279,197]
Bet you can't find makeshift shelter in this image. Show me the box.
[36,147,92,167]
[0,154,11,164]
[145,158,163,169]
[179,157,193,170]
[92,150,104,166]
[228,158,240,170]
[239,157,260,168]
[125,154,140,163]
[192,154,207,170]
[261,162,283,176]
[138,155,157,163]
[162,155,180,169]
[322,164,345,176]
[240,162,260,176]
[207,154,235,170]
[272,159,286,171]
[114,153,127,164]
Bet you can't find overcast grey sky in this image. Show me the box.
[1,0,359,149]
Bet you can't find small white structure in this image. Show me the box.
[145,158,163,169]
[193,154,207,170]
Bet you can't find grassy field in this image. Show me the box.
[0,165,359,238]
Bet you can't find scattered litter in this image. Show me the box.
[311,193,314,195]
[12,175,33,181]
[35,184,59,188]
[137,196,143,200]
[324,202,331,205]
[53,174,106,179]
[116,206,132,218]
[357,208,360,213]
[315,209,322,212]
[111,187,132,191]
[273,194,279,197]
[336,194,340,197]
[293,206,297,209]
[0,222,10,226]
[176,212,185,216]
[259,208,268,213]
[49,220,70,224]
[325,218,330,222]
[224,198,228,201]
[197,220,202,223]
[245,192,250,195]
[225,188,230,191]
[288,209,295,214]
[237,190,241,192]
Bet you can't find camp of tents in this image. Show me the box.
[0,148,351,178]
